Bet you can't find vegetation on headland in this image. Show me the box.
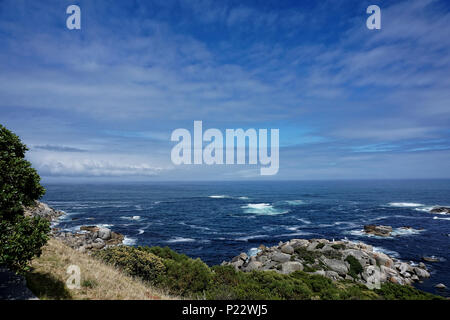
[0,125,444,300]
[93,244,442,300]
[0,125,49,271]
[25,239,173,300]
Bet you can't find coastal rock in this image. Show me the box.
[363,225,392,237]
[98,228,112,240]
[244,261,262,272]
[281,261,303,274]
[53,226,123,252]
[413,267,430,278]
[320,257,348,276]
[280,244,294,254]
[223,238,433,289]
[422,256,440,263]
[23,201,64,221]
[270,252,291,263]
[373,252,394,268]
[429,207,450,214]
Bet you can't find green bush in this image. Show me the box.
[139,246,212,297]
[94,246,166,284]
[331,244,346,250]
[0,125,45,219]
[315,243,325,249]
[345,255,363,279]
[160,256,212,297]
[0,125,48,271]
[0,215,50,271]
[376,283,444,300]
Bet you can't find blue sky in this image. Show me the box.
[1,0,449,181]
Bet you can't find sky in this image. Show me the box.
[0,0,449,181]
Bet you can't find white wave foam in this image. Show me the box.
[237,196,249,200]
[347,229,392,239]
[120,215,141,221]
[96,223,113,228]
[285,200,304,206]
[247,247,262,257]
[391,227,425,236]
[241,203,289,215]
[348,227,424,238]
[209,195,229,199]
[433,216,450,221]
[166,237,195,243]
[415,205,450,215]
[373,246,400,258]
[138,229,145,235]
[389,202,423,207]
[278,231,312,237]
[297,218,311,224]
[123,237,137,245]
[236,234,268,242]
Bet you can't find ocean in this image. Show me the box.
[41,179,450,296]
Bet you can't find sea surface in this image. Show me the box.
[41,180,450,296]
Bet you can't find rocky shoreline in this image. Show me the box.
[223,238,431,288]
[27,201,440,290]
[25,201,125,253]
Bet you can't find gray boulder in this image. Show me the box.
[270,252,291,263]
[98,228,112,240]
[281,261,303,274]
[321,257,349,276]
[281,244,294,254]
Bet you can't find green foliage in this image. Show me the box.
[294,247,321,264]
[375,283,444,300]
[140,245,189,262]
[95,245,212,297]
[139,246,211,296]
[95,244,442,300]
[315,243,325,249]
[0,125,48,271]
[0,215,50,271]
[0,125,45,220]
[94,246,166,284]
[159,256,212,297]
[345,255,363,279]
[331,244,346,250]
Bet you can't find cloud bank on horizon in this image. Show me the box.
[0,0,449,181]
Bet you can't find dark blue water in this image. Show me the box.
[41,180,450,296]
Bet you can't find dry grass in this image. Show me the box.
[26,238,178,300]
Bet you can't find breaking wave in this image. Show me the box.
[241,203,289,215]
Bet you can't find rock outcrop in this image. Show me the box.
[25,201,124,253]
[23,201,64,221]
[430,207,450,215]
[223,238,431,288]
[53,226,124,252]
[363,225,392,237]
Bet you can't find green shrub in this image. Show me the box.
[376,283,444,300]
[206,266,313,300]
[294,247,320,265]
[331,244,346,250]
[0,125,48,271]
[94,246,165,284]
[345,255,363,279]
[140,245,189,263]
[315,243,325,249]
[0,215,50,271]
[0,125,45,219]
[159,256,212,297]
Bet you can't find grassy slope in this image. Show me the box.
[25,239,175,300]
